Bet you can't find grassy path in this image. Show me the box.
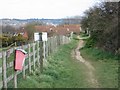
[18,38,92,88]
[73,39,99,88]
[18,36,118,88]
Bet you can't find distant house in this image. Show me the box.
[20,31,28,39]
[14,28,28,39]
[35,25,56,37]
[35,24,81,37]
[55,24,81,35]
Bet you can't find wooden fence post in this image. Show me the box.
[52,37,54,52]
[40,42,43,72]
[50,37,52,53]
[61,36,62,44]
[22,45,25,79]
[46,41,48,58]
[47,39,50,56]
[37,41,40,68]
[33,43,35,70]
[14,71,17,88]
[43,41,46,61]
[13,46,17,88]
[45,41,47,59]
[28,44,31,74]
[55,36,56,49]
[52,37,54,53]
[2,51,7,88]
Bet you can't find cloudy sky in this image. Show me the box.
[0,0,100,19]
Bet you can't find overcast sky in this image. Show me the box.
[0,0,100,19]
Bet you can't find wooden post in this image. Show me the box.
[51,37,53,53]
[37,41,40,68]
[61,36,62,45]
[22,45,25,79]
[47,39,50,56]
[50,37,52,53]
[43,41,46,61]
[59,36,61,45]
[2,51,7,88]
[22,64,25,79]
[54,36,55,49]
[14,71,17,88]
[33,43,35,70]
[54,36,56,49]
[48,40,50,56]
[46,41,48,58]
[51,37,53,52]
[28,44,31,74]
[40,41,43,72]
[52,37,55,52]
[14,44,17,88]
[45,41,47,59]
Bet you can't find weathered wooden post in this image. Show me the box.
[28,44,31,74]
[50,37,52,53]
[40,41,43,73]
[37,41,40,68]
[14,71,17,88]
[22,45,25,79]
[47,38,50,56]
[14,45,17,88]
[43,41,46,61]
[33,43,35,70]
[2,51,7,88]
[37,33,43,73]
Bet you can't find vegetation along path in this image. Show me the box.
[18,35,118,88]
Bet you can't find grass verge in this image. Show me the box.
[80,47,119,88]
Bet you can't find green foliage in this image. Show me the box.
[81,47,119,60]
[24,23,37,41]
[0,35,13,47]
[1,34,28,47]
[80,33,89,37]
[85,38,96,48]
[13,34,27,45]
[80,2,118,54]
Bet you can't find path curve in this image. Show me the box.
[73,37,99,88]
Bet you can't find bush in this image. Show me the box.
[85,38,96,48]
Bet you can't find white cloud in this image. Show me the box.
[0,0,98,19]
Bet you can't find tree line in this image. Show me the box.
[80,2,119,55]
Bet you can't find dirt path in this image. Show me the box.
[73,37,99,88]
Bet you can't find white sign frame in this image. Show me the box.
[42,32,47,41]
[34,32,40,41]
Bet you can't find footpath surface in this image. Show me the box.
[73,36,99,88]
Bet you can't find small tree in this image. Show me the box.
[24,23,37,41]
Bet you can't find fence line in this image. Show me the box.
[0,35,70,88]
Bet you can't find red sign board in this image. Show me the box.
[14,49,27,71]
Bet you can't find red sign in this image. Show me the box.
[14,49,27,70]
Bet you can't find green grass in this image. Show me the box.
[18,38,91,88]
[15,35,119,88]
[80,47,118,88]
